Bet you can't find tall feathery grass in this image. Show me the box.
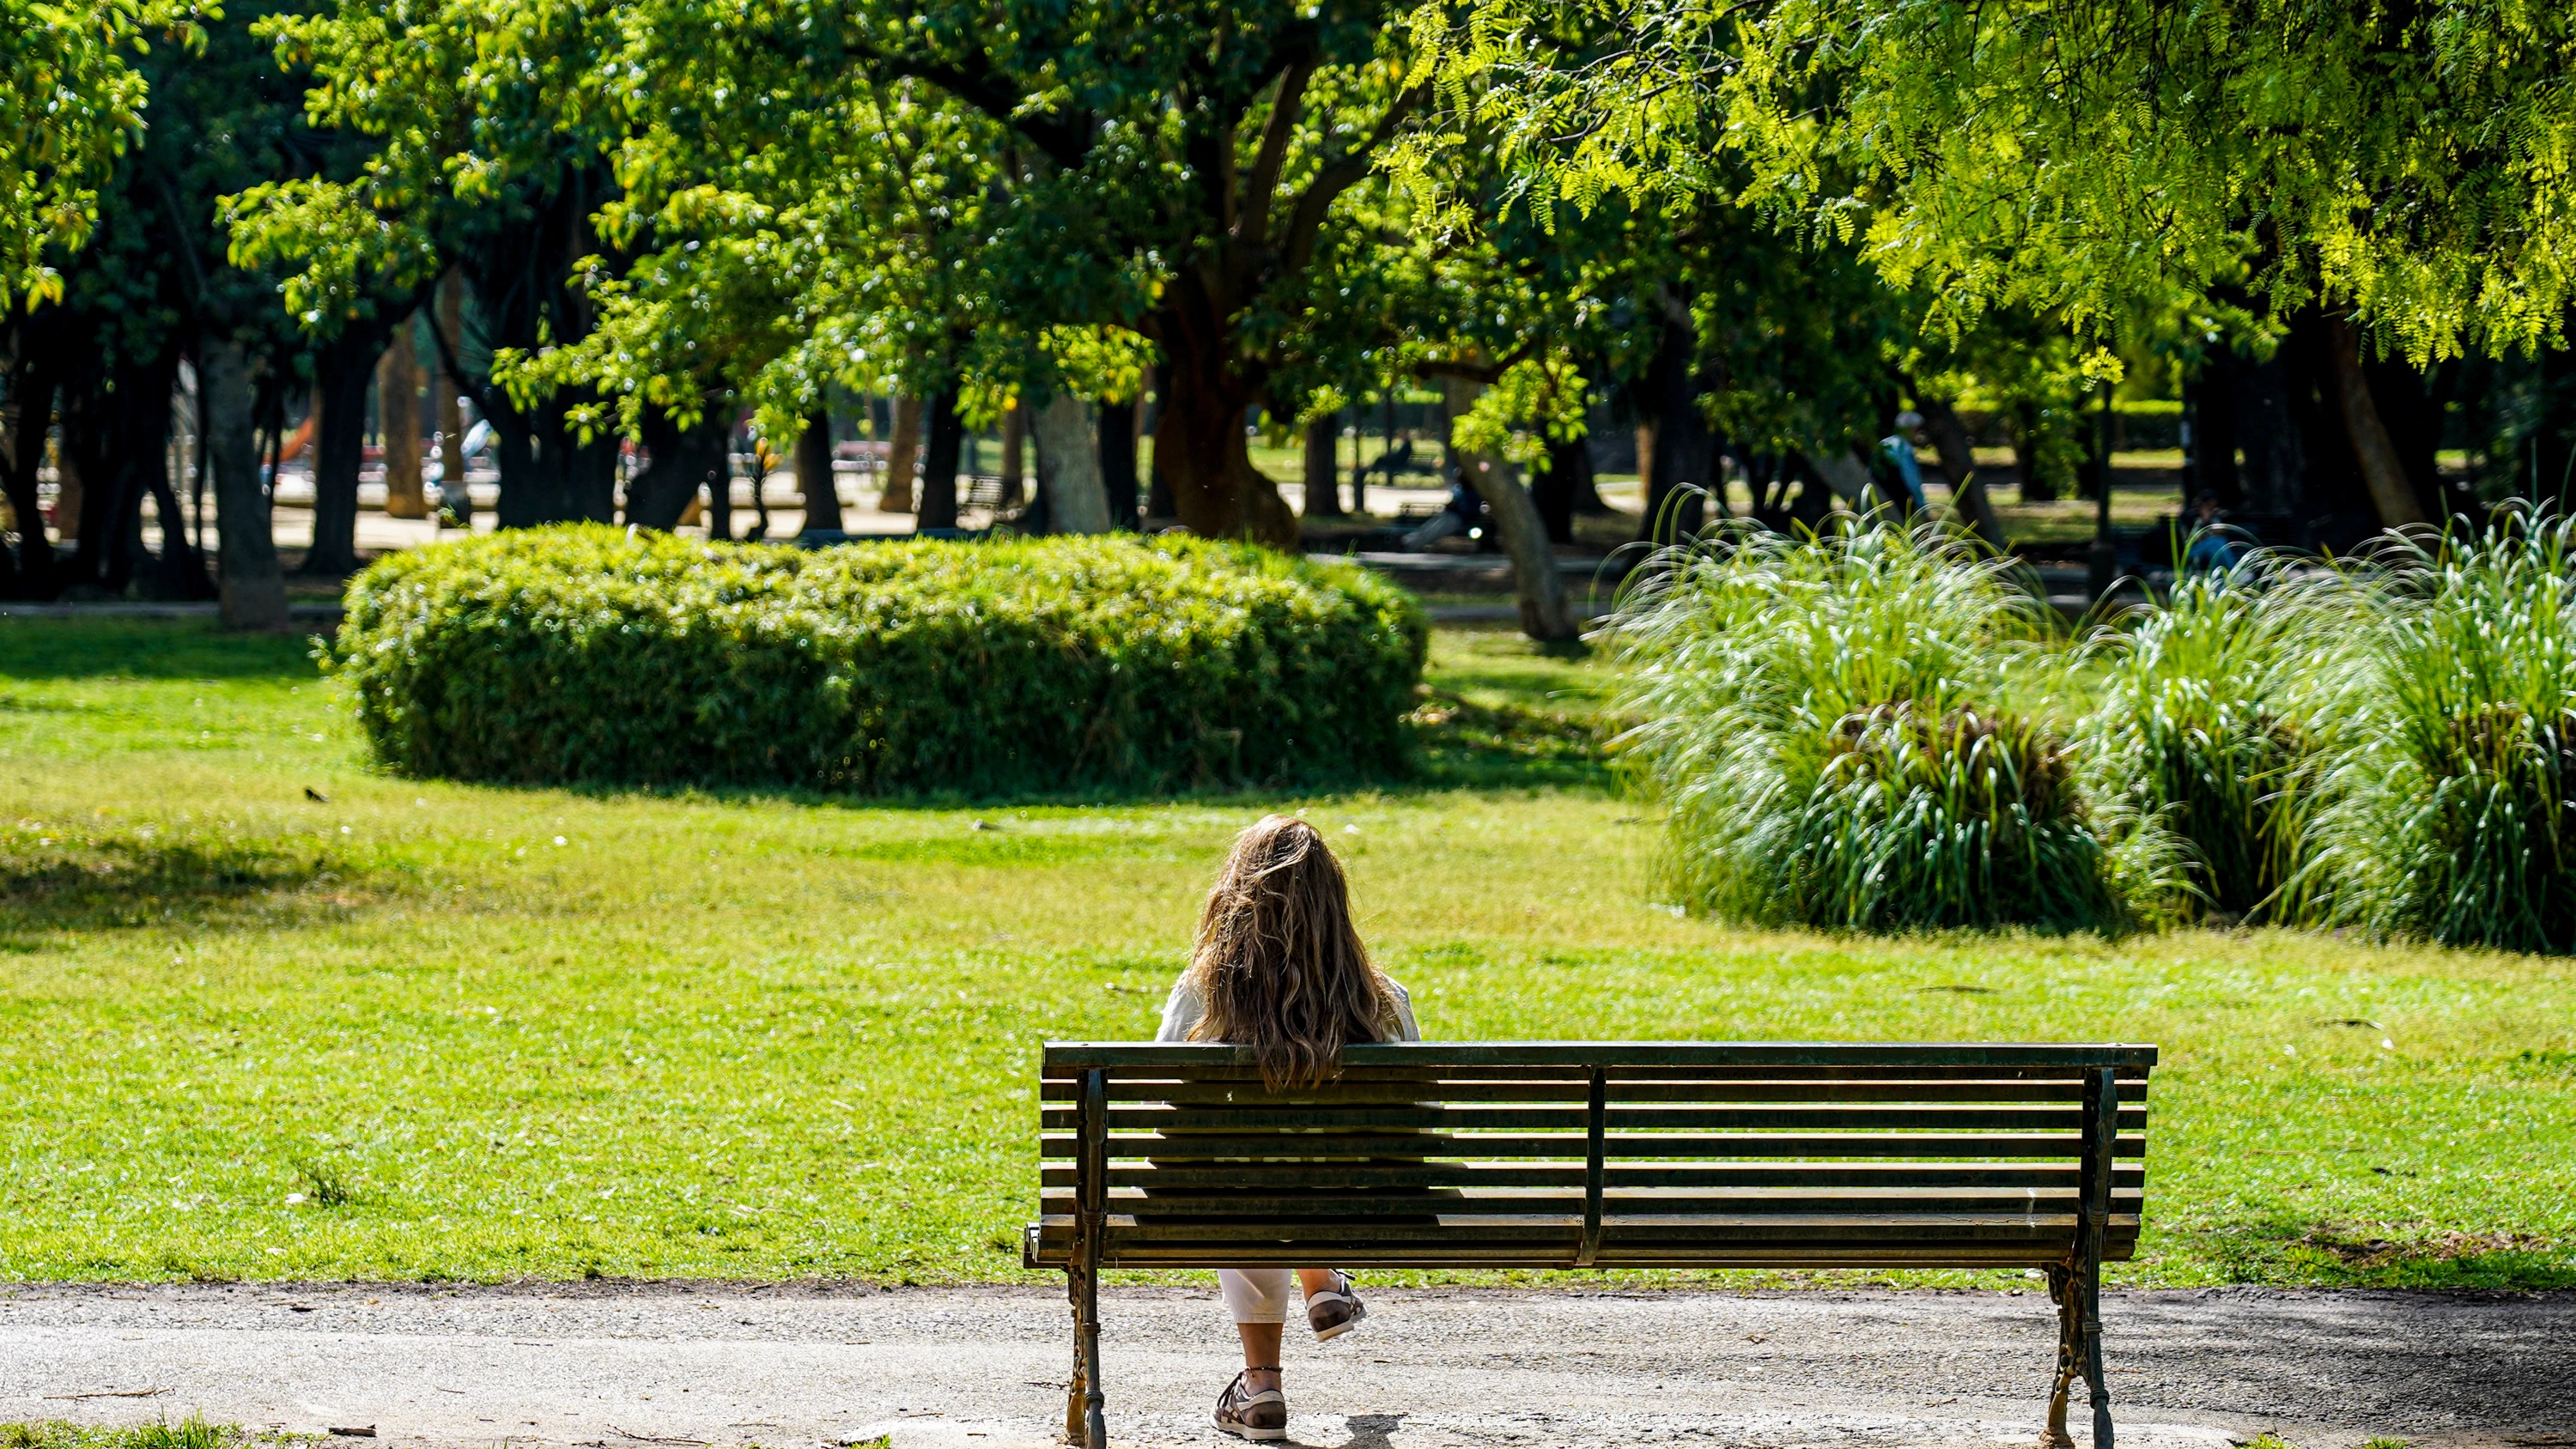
[2081,556,2344,923]
[2306,508,2576,952]
[1609,523,2130,933]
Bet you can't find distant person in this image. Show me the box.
[1880,411,1929,513]
[2183,490,2240,576]
[1156,815,1419,1441]
[1402,468,1485,549]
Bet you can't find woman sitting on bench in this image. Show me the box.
[1156,814,1421,1442]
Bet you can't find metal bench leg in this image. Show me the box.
[2044,1264,2078,1448]
[1078,1261,1107,1449]
[2080,1261,2111,1449]
[1063,1268,1087,1445]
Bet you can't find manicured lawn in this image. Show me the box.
[1,617,2568,1288]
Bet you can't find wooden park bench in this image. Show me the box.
[1029,1041,2154,1449]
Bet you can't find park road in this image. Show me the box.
[1,1282,2567,1449]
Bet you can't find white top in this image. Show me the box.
[1156,974,1421,1044]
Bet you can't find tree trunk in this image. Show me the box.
[302,328,380,576]
[378,319,428,520]
[1445,378,1576,640]
[2011,402,2057,503]
[881,393,920,513]
[1532,433,1589,544]
[1148,328,1297,546]
[2,356,59,597]
[1301,414,1344,517]
[1633,424,1655,497]
[795,409,844,534]
[1809,448,1877,511]
[2322,315,2427,530]
[1098,397,1139,529]
[627,407,732,529]
[2184,355,2242,509]
[434,272,469,521]
[918,389,963,530]
[202,337,289,630]
[1640,292,1720,543]
[1034,390,1110,534]
[63,353,177,595]
[1916,395,2002,548]
[999,402,1026,508]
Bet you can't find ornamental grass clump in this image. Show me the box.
[1610,522,2126,933]
[2307,509,2576,952]
[2080,560,2337,923]
[330,525,1427,797]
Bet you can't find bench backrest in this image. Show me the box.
[1036,1042,2154,1270]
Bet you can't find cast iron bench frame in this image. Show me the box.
[1028,1040,2154,1449]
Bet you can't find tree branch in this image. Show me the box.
[1282,82,1431,273]
[852,41,1091,169]
[1234,58,1315,247]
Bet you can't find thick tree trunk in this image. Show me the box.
[918,389,963,530]
[201,338,289,630]
[628,407,733,530]
[487,389,620,530]
[1640,293,1720,542]
[2012,403,2057,503]
[303,325,382,576]
[1301,415,1344,517]
[1034,390,1110,534]
[1809,449,1877,512]
[881,393,920,513]
[795,409,845,534]
[1149,327,1297,546]
[1098,397,1139,529]
[1445,378,1576,640]
[64,354,177,595]
[999,403,1026,508]
[2,357,59,597]
[379,320,428,520]
[1532,433,1588,544]
[1633,424,1655,497]
[1916,395,2002,547]
[2323,317,2427,530]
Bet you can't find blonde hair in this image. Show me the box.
[1183,815,1398,1088]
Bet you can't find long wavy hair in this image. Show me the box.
[1183,815,1400,1088]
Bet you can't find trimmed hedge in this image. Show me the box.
[330,526,1428,796]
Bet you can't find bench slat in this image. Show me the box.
[1047,1064,2150,1084]
[1042,1104,2144,1132]
[1044,1041,2158,1070]
[1044,1079,2148,1105]
[1042,1130,2148,1160]
[1042,1162,2147,1190]
[1041,1186,2145,1217]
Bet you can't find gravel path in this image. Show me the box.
[2,1282,2566,1449]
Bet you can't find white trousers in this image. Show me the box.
[1216,1268,1300,1325]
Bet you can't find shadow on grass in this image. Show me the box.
[0,618,323,682]
[2190,1225,2576,1290]
[0,829,354,934]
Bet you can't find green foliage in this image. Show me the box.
[2308,510,2576,952]
[2081,562,2330,922]
[0,1420,252,1449]
[1429,0,2576,363]
[330,527,1428,797]
[1608,522,2126,931]
[0,0,184,308]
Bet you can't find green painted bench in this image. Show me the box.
[1028,1041,2155,1449]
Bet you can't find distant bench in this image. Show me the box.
[1028,1041,2155,1449]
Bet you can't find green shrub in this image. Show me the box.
[1610,522,2130,932]
[330,526,1427,796]
[2081,561,2337,922]
[2307,509,2576,951]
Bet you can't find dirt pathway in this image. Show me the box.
[2,1283,2566,1449]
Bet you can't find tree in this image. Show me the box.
[0,0,174,309]
[1433,0,2576,530]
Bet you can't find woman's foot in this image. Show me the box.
[1212,1371,1287,1441]
[1306,1271,1367,1341]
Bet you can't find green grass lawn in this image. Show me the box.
[1,617,2569,1289]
